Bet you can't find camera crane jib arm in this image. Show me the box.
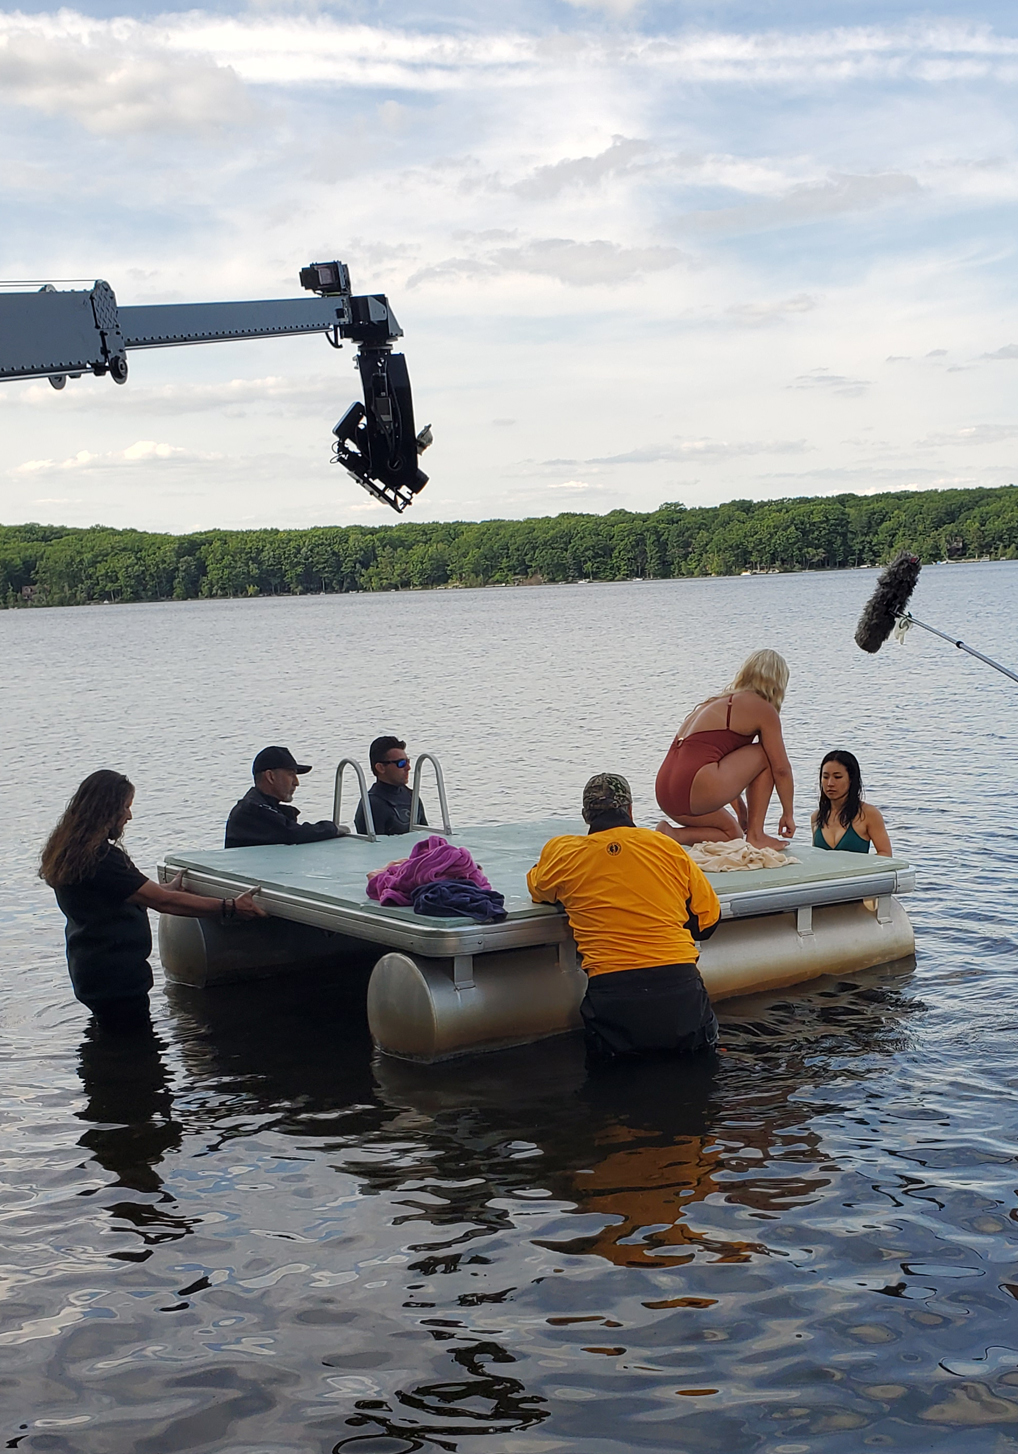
[0,260,431,513]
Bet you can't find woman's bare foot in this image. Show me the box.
[746,829,786,851]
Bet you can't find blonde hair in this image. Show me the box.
[726,649,789,711]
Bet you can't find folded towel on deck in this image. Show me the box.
[411,879,508,923]
[366,834,493,907]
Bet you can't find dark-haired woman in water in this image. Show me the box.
[41,770,266,1027]
[812,751,892,857]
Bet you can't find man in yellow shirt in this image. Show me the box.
[527,772,722,1063]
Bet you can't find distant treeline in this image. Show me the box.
[3,485,1017,607]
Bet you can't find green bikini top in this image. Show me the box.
[813,820,870,854]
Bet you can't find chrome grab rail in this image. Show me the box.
[333,758,376,840]
[410,752,452,835]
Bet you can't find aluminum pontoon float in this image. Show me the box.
[158,819,915,1063]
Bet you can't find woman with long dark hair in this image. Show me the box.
[41,770,265,1025]
[811,751,892,856]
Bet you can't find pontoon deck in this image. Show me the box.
[158,821,915,1062]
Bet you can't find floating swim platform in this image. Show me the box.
[158,820,915,1063]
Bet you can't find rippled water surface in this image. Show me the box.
[3,564,1018,1452]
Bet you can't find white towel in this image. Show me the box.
[685,839,799,872]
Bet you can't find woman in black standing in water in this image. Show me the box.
[41,770,266,1028]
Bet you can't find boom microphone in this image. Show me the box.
[854,551,922,653]
[854,551,1018,684]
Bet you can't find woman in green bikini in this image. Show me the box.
[812,750,892,856]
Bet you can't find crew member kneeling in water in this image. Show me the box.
[527,773,722,1063]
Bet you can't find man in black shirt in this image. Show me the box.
[226,746,345,849]
[354,735,428,836]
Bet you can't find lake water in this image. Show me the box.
[2,563,1018,1452]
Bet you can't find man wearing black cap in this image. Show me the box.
[225,747,346,849]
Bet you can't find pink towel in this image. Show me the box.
[366,835,493,907]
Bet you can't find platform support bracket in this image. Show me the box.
[452,954,475,990]
[875,894,893,924]
[556,933,578,974]
[796,905,814,937]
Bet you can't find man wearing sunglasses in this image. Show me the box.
[354,736,429,836]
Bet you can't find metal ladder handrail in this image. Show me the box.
[333,758,376,840]
[410,752,453,835]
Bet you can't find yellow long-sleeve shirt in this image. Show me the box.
[527,825,721,977]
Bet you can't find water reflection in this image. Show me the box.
[370,960,922,1264]
[164,962,378,1132]
[75,1020,192,1256]
[334,1334,551,1451]
[62,949,1015,1451]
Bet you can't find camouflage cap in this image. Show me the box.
[581,772,633,823]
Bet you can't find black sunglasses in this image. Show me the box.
[382,757,410,769]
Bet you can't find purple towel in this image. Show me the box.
[411,879,508,923]
[366,834,493,907]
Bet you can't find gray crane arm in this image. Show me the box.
[0,262,430,512]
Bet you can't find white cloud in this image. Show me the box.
[86,16,1018,91]
[589,439,814,464]
[982,344,1018,359]
[0,375,337,416]
[727,294,818,325]
[918,424,1018,445]
[8,13,1018,112]
[790,369,871,398]
[681,173,922,236]
[0,15,255,134]
[14,441,220,474]
[561,0,644,17]
[512,136,653,200]
[409,237,687,287]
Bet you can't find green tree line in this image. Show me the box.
[3,485,1017,608]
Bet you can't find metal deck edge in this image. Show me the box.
[717,868,915,919]
[160,857,914,954]
[159,861,570,956]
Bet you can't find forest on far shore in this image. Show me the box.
[2,484,1017,607]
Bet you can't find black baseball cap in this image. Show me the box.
[252,746,312,776]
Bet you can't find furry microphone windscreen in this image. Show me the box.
[854,552,922,653]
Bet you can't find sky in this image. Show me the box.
[2,0,1018,531]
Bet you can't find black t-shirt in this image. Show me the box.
[54,845,152,1006]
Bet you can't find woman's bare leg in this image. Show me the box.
[745,764,783,850]
[687,744,770,816]
[677,745,785,850]
[657,807,742,846]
